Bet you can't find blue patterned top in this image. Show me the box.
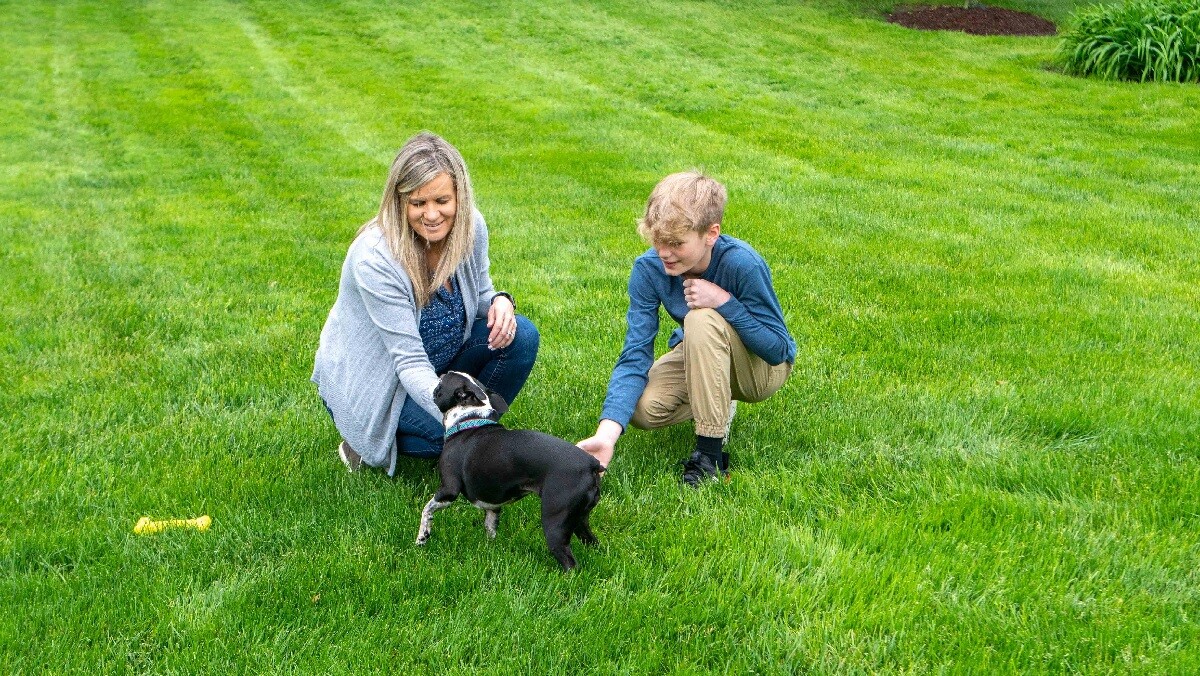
[420,277,467,374]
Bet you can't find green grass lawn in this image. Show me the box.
[3,0,1198,672]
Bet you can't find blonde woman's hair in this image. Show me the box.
[637,171,727,245]
[363,131,475,308]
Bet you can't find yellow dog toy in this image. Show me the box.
[134,515,212,535]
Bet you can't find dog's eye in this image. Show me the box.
[457,391,471,400]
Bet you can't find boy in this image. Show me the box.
[577,171,796,486]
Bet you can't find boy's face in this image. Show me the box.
[653,223,720,277]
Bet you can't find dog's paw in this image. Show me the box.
[416,533,430,546]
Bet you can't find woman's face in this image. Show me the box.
[406,172,457,245]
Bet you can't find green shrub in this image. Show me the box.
[1057,0,1200,82]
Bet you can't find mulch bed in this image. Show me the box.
[887,5,1057,36]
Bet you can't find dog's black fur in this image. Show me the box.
[415,371,603,571]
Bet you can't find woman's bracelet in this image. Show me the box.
[492,291,516,310]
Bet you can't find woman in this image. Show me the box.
[312,132,539,474]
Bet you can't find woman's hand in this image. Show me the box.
[487,295,517,350]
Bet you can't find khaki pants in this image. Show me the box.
[630,309,792,438]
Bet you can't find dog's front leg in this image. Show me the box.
[416,496,454,545]
[484,509,501,539]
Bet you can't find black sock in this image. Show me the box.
[694,435,723,462]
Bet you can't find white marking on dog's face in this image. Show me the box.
[442,404,495,429]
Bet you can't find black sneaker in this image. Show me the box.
[681,450,727,488]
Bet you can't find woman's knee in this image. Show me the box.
[511,314,540,362]
[397,433,442,459]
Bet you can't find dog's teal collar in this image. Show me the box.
[444,418,499,440]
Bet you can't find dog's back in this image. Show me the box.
[457,427,600,504]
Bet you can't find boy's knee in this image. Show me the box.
[628,408,653,430]
[630,394,674,430]
[683,308,731,339]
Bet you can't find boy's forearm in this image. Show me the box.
[599,364,646,431]
[602,266,659,429]
[717,296,796,365]
[594,419,623,443]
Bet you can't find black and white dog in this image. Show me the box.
[416,371,604,571]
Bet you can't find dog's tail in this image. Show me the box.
[587,455,605,478]
[586,459,604,507]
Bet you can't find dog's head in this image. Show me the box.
[433,371,510,427]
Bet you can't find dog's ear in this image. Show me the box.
[485,389,509,417]
[461,378,488,404]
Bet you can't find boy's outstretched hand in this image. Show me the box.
[578,419,622,470]
[683,278,731,310]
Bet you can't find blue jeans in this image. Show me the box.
[396,314,539,459]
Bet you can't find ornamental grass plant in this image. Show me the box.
[1057,0,1200,82]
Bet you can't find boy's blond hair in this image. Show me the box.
[637,171,727,245]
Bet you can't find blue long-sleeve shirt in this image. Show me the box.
[600,235,796,429]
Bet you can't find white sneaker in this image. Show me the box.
[723,400,738,445]
[338,440,362,472]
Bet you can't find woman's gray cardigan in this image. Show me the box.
[312,212,498,475]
